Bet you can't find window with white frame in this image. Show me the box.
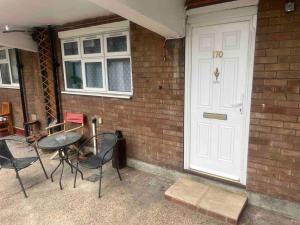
[61,30,132,96]
[0,48,19,88]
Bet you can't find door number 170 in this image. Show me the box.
[213,51,224,58]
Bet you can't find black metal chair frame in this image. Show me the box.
[73,132,122,198]
[0,139,48,198]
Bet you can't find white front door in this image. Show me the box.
[189,21,250,181]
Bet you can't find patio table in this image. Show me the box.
[38,132,83,190]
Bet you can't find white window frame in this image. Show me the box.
[61,38,81,59]
[62,59,83,91]
[81,35,103,58]
[82,58,106,92]
[0,47,19,89]
[60,22,133,98]
[104,31,130,56]
[105,55,132,95]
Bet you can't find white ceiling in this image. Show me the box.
[0,0,112,29]
[0,0,186,51]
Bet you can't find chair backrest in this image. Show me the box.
[64,112,84,125]
[1,102,11,115]
[97,133,118,163]
[0,140,13,165]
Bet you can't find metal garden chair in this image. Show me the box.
[73,132,122,198]
[0,139,48,198]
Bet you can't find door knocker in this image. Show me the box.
[214,67,220,82]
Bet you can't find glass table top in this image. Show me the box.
[38,132,82,151]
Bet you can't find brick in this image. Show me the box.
[254,71,276,78]
[284,122,300,130]
[265,63,290,71]
[277,71,300,79]
[255,56,277,64]
[260,119,283,128]
[280,40,300,48]
[290,63,300,71]
[263,79,287,86]
[271,127,295,136]
[255,49,266,56]
[266,48,290,56]
[273,114,297,122]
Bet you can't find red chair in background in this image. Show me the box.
[46,112,85,136]
[45,112,85,159]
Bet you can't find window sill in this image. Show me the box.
[61,91,132,99]
[0,85,20,90]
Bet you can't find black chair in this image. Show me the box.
[74,132,122,198]
[0,139,48,198]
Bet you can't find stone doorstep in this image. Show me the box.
[165,178,248,225]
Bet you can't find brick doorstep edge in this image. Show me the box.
[165,194,241,225]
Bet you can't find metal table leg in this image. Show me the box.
[50,159,62,182]
[59,160,64,190]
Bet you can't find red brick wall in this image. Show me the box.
[247,0,300,202]
[56,22,185,170]
[20,50,47,129]
[0,50,46,130]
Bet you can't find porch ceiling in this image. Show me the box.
[0,0,111,27]
[86,0,186,39]
[0,0,112,52]
[0,0,186,52]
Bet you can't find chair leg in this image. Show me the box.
[98,166,103,198]
[73,160,79,188]
[33,143,48,179]
[116,166,122,181]
[37,156,48,180]
[70,160,74,174]
[15,170,28,198]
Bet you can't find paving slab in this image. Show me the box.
[165,178,247,224]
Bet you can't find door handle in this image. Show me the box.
[232,95,244,114]
[232,102,244,114]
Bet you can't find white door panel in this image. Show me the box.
[190,21,250,181]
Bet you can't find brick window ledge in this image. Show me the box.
[61,91,132,99]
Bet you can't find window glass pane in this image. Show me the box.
[8,49,19,83]
[64,42,78,56]
[85,62,103,88]
[83,39,101,54]
[0,50,6,60]
[65,61,82,89]
[107,36,127,52]
[0,63,11,84]
[107,58,131,92]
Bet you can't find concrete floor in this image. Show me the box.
[0,138,299,225]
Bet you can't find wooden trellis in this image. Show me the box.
[33,28,60,125]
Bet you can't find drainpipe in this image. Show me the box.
[48,25,62,123]
[16,49,29,136]
[92,117,97,155]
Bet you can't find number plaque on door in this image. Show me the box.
[203,112,227,120]
[213,51,224,58]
